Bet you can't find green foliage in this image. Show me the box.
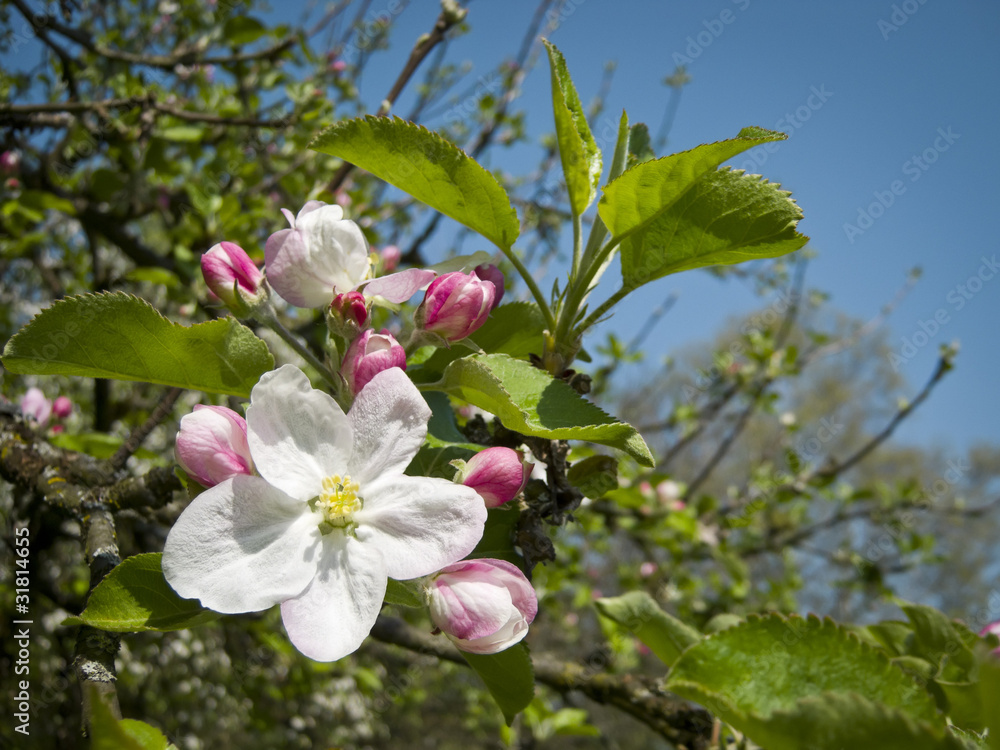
[665,613,962,749]
[543,40,602,217]
[617,167,808,290]
[462,644,535,725]
[2,293,273,397]
[595,591,701,667]
[67,553,219,633]
[311,115,520,250]
[384,579,425,608]
[432,353,654,466]
[89,689,171,750]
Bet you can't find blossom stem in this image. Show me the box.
[255,306,340,391]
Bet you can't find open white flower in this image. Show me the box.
[162,365,487,661]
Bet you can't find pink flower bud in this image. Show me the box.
[428,558,537,654]
[331,60,347,73]
[20,387,51,425]
[415,271,497,342]
[380,245,401,273]
[52,396,73,419]
[340,328,406,396]
[330,291,368,328]
[175,405,254,487]
[473,263,505,307]
[1,150,21,175]
[201,242,265,311]
[456,447,532,508]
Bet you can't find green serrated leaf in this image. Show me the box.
[598,127,787,242]
[543,40,602,217]
[752,692,970,750]
[311,116,519,250]
[2,292,274,397]
[595,591,701,667]
[431,353,653,466]
[618,168,807,290]
[463,643,534,725]
[384,579,425,608]
[74,553,220,632]
[666,613,947,749]
[902,603,977,677]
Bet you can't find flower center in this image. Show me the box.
[316,474,363,530]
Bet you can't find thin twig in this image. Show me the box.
[106,387,184,472]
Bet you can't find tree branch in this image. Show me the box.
[369,615,713,747]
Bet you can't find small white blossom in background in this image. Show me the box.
[427,558,537,654]
[163,365,486,661]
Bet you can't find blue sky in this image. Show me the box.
[346,0,998,450]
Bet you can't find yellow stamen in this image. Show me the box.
[317,474,362,528]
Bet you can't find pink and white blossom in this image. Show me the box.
[20,387,51,425]
[427,558,537,654]
[265,202,372,308]
[163,365,486,662]
[175,405,254,487]
[415,270,498,342]
[455,447,532,508]
[201,242,265,310]
[340,328,406,396]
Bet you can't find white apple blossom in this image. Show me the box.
[162,364,487,661]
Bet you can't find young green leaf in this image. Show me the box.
[618,168,807,290]
[88,686,171,750]
[543,40,602,217]
[666,614,950,749]
[595,591,701,667]
[598,126,787,242]
[432,353,654,466]
[384,579,426,609]
[70,553,219,633]
[471,506,525,569]
[463,643,535,725]
[2,292,274,397]
[311,116,519,250]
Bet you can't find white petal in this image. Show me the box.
[455,613,529,654]
[162,476,321,613]
[295,205,371,293]
[247,365,353,499]
[355,475,486,579]
[347,368,429,486]
[280,534,387,661]
[264,227,339,308]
